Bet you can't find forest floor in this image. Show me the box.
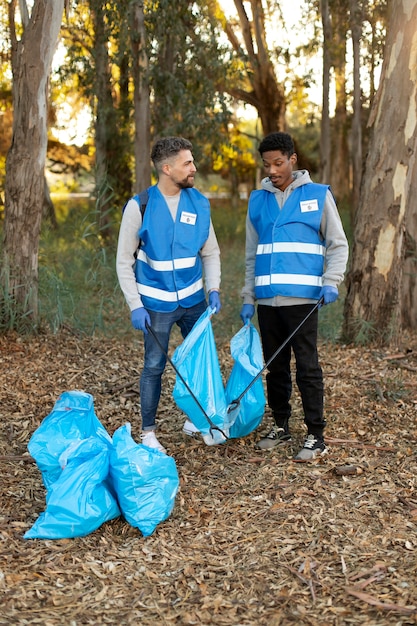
[1,328,417,626]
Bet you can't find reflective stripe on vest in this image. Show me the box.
[135,186,210,312]
[250,183,328,300]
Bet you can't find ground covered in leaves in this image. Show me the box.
[1,328,417,625]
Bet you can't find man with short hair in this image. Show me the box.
[240,132,348,461]
[117,137,221,453]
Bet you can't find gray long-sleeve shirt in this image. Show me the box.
[241,170,349,306]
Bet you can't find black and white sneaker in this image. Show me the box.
[293,434,327,462]
[255,427,292,450]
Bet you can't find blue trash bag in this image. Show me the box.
[172,307,228,445]
[28,390,112,490]
[24,437,120,540]
[225,323,266,438]
[109,423,179,537]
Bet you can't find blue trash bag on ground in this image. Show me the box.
[172,307,228,445]
[24,436,120,540]
[109,423,179,537]
[225,323,266,439]
[28,390,112,490]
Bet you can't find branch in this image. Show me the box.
[18,0,29,28]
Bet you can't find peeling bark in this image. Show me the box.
[343,0,417,346]
[3,0,66,322]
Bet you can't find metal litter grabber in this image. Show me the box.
[227,298,324,416]
[146,323,229,441]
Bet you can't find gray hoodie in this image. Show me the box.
[241,170,349,307]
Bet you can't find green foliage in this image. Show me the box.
[210,198,247,244]
[0,268,37,335]
[36,197,124,335]
[341,316,378,346]
[210,130,257,186]
[146,0,233,160]
[317,285,346,343]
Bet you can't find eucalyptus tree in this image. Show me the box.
[0,2,12,196]
[343,0,417,345]
[207,0,287,136]
[129,0,150,191]
[305,0,386,203]
[146,0,232,167]
[3,0,69,324]
[60,0,133,218]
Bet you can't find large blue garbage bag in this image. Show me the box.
[24,436,120,539]
[109,423,179,537]
[172,307,228,445]
[226,323,265,438]
[27,390,112,490]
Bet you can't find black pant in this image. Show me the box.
[257,304,325,438]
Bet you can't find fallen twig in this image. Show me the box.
[0,455,34,463]
[106,379,138,394]
[382,351,413,360]
[345,587,417,615]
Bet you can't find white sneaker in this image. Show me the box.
[140,431,167,454]
[182,419,200,436]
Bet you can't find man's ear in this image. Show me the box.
[290,153,298,166]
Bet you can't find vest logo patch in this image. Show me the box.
[300,199,319,213]
[180,211,197,225]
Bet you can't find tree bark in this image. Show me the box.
[330,2,350,202]
[215,0,286,134]
[349,0,363,213]
[129,0,151,191]
[3,0,66,323]
[91,1,115,232]
[343,0,417,346]
[320,0,331,183]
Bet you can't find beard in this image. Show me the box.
[176,175,195,189]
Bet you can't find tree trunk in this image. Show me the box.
[343,0,417,347]
[320,0,331,183]
[217,0,286,134]
[349,0,363,214]
[330,2,350,202]
[130,0,151,191]
[91,1,115,233]
[3,0,66,323]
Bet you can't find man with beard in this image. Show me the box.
[117,137,221,453]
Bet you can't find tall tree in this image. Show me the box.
[329,0,350,202]
[349,0,363,212]
[129,0,151,191]
[60,1,134,213]
[3,0,69,323]
[148,0,231,157]
[343,0,417,346]
[209,0,287,134]
[320,0,331,183]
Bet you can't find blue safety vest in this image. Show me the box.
[135,185,210,312]
[249,183,328,299]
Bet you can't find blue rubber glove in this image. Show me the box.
[131,307,151,333]
[240,304,255,324]
[208,291,221,314]
[319,285,339,306]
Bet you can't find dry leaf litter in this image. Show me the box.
[0,329,416,626]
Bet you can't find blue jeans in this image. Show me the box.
[140,301,207,431]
